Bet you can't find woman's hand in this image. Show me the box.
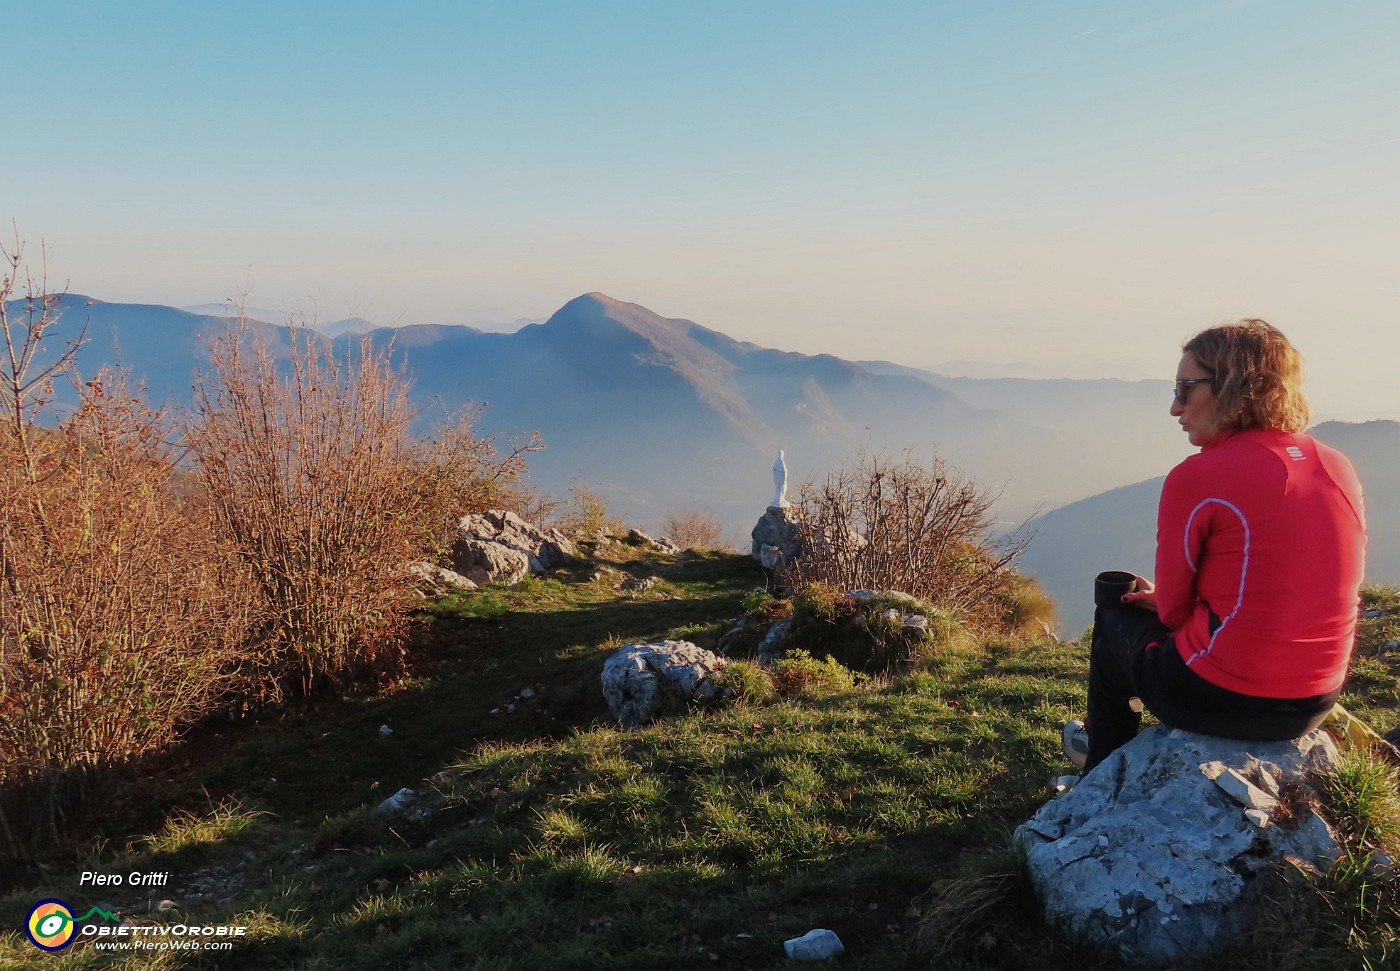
[1121,576,1158,613]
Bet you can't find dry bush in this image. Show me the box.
[782,450,1033,634]
[660,507,726,550]
[190,323,540,700]
[501,481,559,527]
[0,237,245,852]
[408,410,542,559]
[553,480,625,542]
[189,325,428,699]
[997,572,1059,639]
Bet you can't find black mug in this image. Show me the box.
[1094,570,1138,607]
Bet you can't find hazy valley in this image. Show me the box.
[23,291,1399,632]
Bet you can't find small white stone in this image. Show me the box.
[1245,808,1271,828]
[1206,765,1279,812]
[520,687,536,700]
[379,724,393,736]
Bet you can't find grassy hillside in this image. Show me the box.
[3,550,1400,969]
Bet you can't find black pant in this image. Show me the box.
[1085,604,1340,772]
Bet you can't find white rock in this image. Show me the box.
[1015,726,1340,966]
[406,561,478,593]
[450,510,576,585]
[784,928,845,961]
[379,725,393,736]
[601,641,727,729]
[1202,762,1279,812]
[375,788,416,814]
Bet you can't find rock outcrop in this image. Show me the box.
[750,505,802,571]
[449,510,576,586]
[623,527,680,554]
[1015,725,1342,967]
[601,640,727,728]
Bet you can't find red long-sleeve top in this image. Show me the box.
[1155,428,1367,698]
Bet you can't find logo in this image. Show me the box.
[26,899,77,952]
[24,899,120,952]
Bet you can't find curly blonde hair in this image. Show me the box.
[1183,319,1309,434]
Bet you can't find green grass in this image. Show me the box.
[2,558,1399,969]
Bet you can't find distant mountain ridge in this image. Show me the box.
[19,291,1157,524]
[15,291,1396,630]
[359,293,1005,523]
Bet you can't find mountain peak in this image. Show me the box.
[577,291,628,307]
[552,292,666,329]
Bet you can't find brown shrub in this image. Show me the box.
[552,481,625,542]
[189,322,542,700]
[0,253,252,861]
[781,450,1033,634]
[996,572,1059,639]
[0,381,248,853]
[407,409,542,560]
[189,325,427,699]
[0,236,246,852]
[660,507,727,550]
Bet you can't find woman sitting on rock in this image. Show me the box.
[1064,320,1367,773]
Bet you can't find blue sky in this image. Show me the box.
[9,0,1400,419]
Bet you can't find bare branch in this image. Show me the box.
[781,448,1047,635]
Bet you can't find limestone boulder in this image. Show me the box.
[750,505,802,570]
[1014,725,1342,967]
[601,640,727,729]
[450,509,577,585]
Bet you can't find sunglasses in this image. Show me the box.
[1173,377,1214,404]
